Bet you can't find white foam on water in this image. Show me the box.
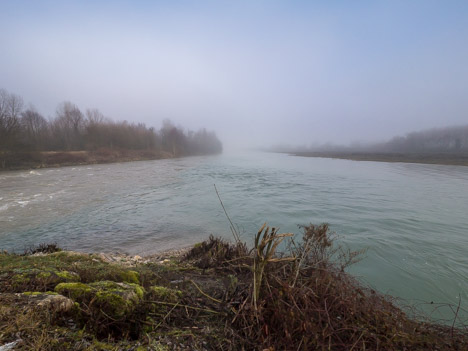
[29,170,41,175]
[16,200,29,207]
[0,204,11,212]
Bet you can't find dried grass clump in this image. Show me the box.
[228,223,467,350]
[184,235,248,269]
[23,242,62,255]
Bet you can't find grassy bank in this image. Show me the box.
[0,149,175,172]
[1,225,466,350]
[290,151,468,166]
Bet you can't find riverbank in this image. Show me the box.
[289,151,468,166]
[1,225,466,350]
[0,149,176,172]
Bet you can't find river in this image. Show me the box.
[1,152,467,323]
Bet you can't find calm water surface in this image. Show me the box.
[1,152,467,323]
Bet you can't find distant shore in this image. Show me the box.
[0,149,179,172]
[289,151,468,166]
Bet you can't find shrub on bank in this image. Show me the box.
[0,224,467,350]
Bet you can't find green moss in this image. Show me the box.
[37,271,52,279]
[12,272,29,286]
[96,294,128,317]
[131,283,145,299]
[7,268,80,292]
[55,282,94,300]
[54,280,145,320]
[119,270,140,284]
[92,340,116,350]
[149,286,182,302]
[56,271,80,281]
[22,291,59,296]
[143,316,156,333]
[89,281,145,319]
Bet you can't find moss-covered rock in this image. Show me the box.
[55,280,145,320]
[8,268,80,292]
[119,270,140,284]
[56,270,80,281]
[55,282,94,300]
[148,286,182,303]
[89,281,145,319]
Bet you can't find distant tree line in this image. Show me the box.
[0,88,222,168]
[269,125,468,155]
[375,126,468,154]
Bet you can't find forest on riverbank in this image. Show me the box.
[0,88,222,170]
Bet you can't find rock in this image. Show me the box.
[0,339,22,351]
[90,281,145,318]
[16,292,75,313]
[36,294,75,312]
[9,268,80,291]
[96,253,116,263]
[55,280,145,320]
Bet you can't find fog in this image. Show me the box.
[1,1,467,151]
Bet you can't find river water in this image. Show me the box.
[0,152,467,323]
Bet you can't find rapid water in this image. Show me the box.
[1,152,467,323]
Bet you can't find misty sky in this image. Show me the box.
[1,1,467,150]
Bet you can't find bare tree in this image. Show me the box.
[85,108,107,125]
[0,89,24,167]
[21,107,48,150]
[53,101,84,150]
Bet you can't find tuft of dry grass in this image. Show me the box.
[184,235,248,270]
[185,223,468,350]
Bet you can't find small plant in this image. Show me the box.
[184,235,248,269]
[23,242,62,255]
[252,224,293,308]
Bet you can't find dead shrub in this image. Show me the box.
[23,242,62,255]
[184,235,248,269]
[229,223,467,350]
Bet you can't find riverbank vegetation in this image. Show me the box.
[0,88,222,170]
[274,125,468,166]
[1,224,466,350]
[290,151,468,166]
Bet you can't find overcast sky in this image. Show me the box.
[1,1,467,150]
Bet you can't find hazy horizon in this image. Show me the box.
[1,1,467,151]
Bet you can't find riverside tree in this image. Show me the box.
[0,88,223,169]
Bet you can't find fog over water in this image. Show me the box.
[1,1,468,149]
